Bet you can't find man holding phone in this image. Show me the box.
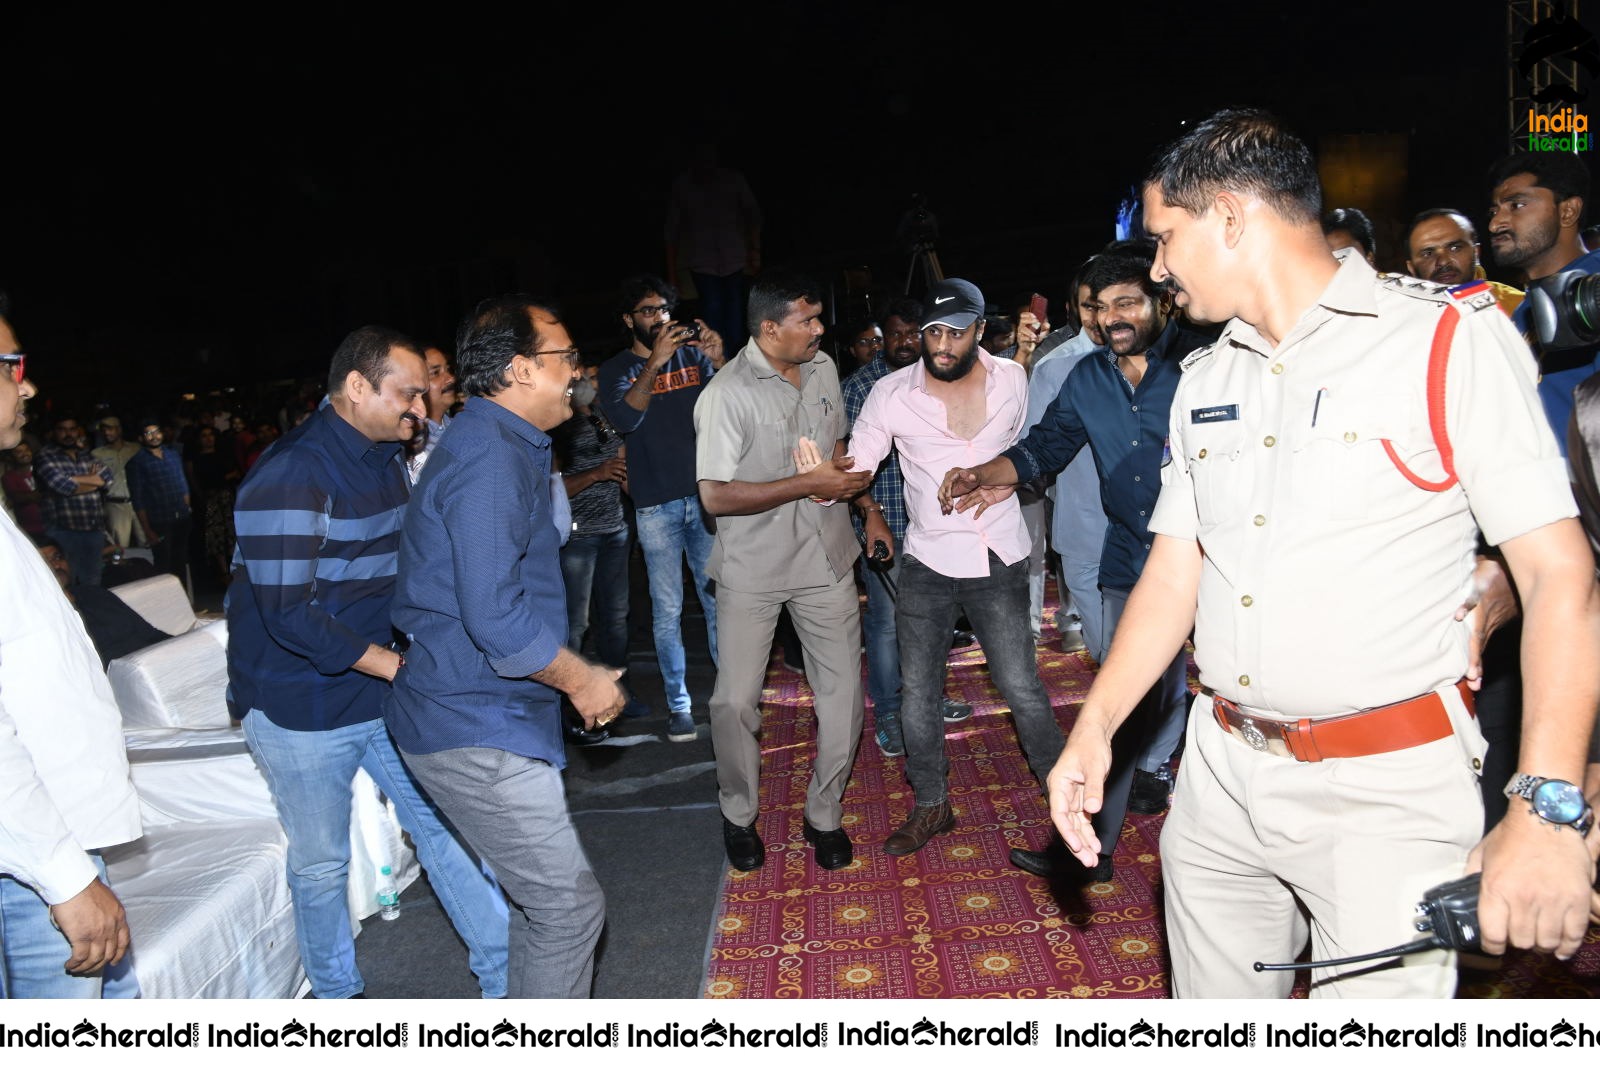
[597,275,724,743]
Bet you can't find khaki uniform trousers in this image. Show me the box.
[1161,689,1483,998]
[709,572,864,829]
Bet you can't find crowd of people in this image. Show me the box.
[4,109,1600,1001]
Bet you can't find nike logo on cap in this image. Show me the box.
[935,296,954,304]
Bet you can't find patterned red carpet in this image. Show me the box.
[702,588,1600,1000]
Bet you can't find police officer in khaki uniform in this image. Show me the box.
[968,110,1599,998]
[694,271,872,873]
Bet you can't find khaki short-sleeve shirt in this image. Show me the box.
[694,340,859,593]
[1148,253,1576,716]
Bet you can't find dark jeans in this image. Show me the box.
[148,516,190,585]
[691,270,748,353]
[895,552,1064,805]
[558,527,630,668]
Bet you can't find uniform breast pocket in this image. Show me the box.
[1185,421,1247,527]
[751,415,800,478]
[1289,394,1410,522]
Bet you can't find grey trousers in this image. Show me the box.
[401,745,604,999]
[709,572,864,829]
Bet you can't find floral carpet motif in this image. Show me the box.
[703,584,1600,999]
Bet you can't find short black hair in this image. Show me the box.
[618,274,678,316]
[455,295,561,399]
[31,534,61,552]
[1322,207,1377,259]
[1408,207,1477,243]
[1488,151,1591,207]
[881,296,925,328]
[1082,246,1162,302]
[845,318,880,338]
[1066,257,1098,330]
[747,270,824,336]
[1146,107,1322,224]
[326,325,421,398]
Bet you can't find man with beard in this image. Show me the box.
[940,247,1213,881]
[598,275,724,742]
[126,418,191,583]
[1404,209,1523,317]
[35,415,113,587]
[846,278,1064,856]
[694,271,872,871]
[842,296,972,758]
[1046,110,1595,997]
[1488,151,1600,447]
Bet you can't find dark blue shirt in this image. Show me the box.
[225,405,407,731]
[1512,247,1600,455]
[1003,320,1211,593]
[386,397,569,767]
[596,346,716,508]
[127,444,190,522]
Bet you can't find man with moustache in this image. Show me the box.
[941,246,1213,879]
[229,326,510,999]
[1404,209,1523,317]
[598,275,725,742]
[1488,151,1600,447]
[1044,110,1595,997]
[842,295,973,758]
[846,278,1065,856]
[35,414,113,587]
[126,417,191,583]
[390,298,624,998]
[406,344,458,481]
[694,271,872,871]
[0,295,143,997]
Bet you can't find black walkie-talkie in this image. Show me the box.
[1254,873,1482,973]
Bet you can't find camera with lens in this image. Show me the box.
[678,319,701,341]
[1528,269,1600,353]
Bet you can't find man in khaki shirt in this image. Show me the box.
[1004,109,1599,998]
[694,271,872,873]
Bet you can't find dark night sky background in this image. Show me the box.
[1,1,1569,419]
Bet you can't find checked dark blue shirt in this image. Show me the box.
[1003,319,1212,593]
[127,444,190,522]
[386,397,569,768]
[225,405,408,731]
[842,355,909,543]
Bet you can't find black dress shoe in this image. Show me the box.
[803,821,854,870]
[722,818,765,871]
[564,721,610,746]
[1128,766,1174,816]
[1009,841,1114,884]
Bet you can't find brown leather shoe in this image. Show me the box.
[883,801,955,855]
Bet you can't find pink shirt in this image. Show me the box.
[847,349,1031,578]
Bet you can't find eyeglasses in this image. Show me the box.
[0,353,24,384]
[630,303,674,319]
[850,337,884,348]
[531,347,584,369]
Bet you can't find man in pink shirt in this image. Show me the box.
[847,279,1066,855]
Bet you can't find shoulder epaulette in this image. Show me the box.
[1444,279,1504,314]
[1179,341,1219,371]
[1376,271,1454,302]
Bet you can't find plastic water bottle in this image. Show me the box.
[376,865,401,921]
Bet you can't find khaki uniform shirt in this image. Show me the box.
[1148,252,1576,717]
[694,340,859,593]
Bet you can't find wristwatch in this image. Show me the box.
[1503,775,1596,834]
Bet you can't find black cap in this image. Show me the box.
[920,278,985,330]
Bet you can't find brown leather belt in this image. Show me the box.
[1210,681,1474,762]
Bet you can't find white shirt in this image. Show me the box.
[0,509,141,903]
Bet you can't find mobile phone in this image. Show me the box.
[679,319,702,341]
[1028,293,1048,326]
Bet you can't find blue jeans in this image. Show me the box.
[1090,587,1192,854]
[634,495,718,712]
[559,527,631,668]
[48,525,105,587]
[895,553,1065,806]
[860,553,902,717]
[0,854,136,999]
[242,712,509,998]
[1059,551,1106,662]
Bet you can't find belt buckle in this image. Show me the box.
[1237,718,1270,752]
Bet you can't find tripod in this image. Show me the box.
[904,239,944,294]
